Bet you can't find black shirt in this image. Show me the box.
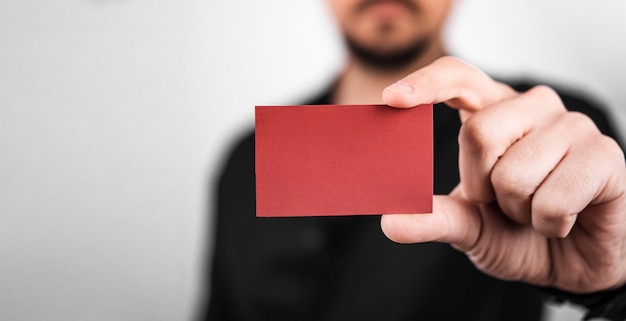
[205,82,621,321]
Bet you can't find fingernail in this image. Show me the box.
[387,81,414,94]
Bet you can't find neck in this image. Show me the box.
[332,38,445,105]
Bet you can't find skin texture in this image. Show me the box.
[327,0,626,294]
[381,57,626,294]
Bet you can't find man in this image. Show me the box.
[206,0,626,320]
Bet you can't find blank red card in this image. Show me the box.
[255,104,432,217]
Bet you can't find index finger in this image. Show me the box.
[382,56,517,111]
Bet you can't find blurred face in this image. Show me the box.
[327,0,452,68]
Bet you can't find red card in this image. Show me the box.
[255,104,432,217]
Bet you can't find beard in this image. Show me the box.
[345,32,429,71]
[345,0,429,70]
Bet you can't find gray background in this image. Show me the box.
[1,0,625,320]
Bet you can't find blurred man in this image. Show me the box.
[206,1,626,320]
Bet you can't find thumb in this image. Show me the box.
[380,195,482,251]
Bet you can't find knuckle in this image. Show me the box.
[459,115,498,153]
[528,84,557,97]
[596,134,624,163]
[561,111,597,133]
[532,194,578,226]
[436,55,466,68]
[527,85,564,109]
[435,56,482,77]
[491,161,534,198]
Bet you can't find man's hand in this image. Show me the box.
[380,56,626,294]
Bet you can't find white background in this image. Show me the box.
[1,1,625,320]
